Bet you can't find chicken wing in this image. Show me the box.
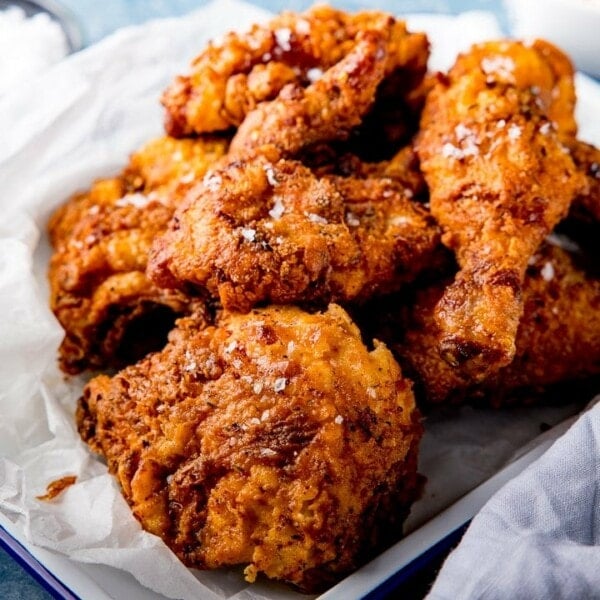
[416,40,587,380]
[162,5,428,145]
[77,304,422,592]
[379,240,600,405]
[148,146,439,312]
[48,136,228,373]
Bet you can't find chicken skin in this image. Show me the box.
[77,304,422,592]
[416,40,587,380]
[228,29,389,157]
[162,4,428,143]
[151,33,439,312]
[149,146,439,312]
[384,240,600,405]
[48,136,228,373]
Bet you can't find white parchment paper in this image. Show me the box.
[0,3,598,599]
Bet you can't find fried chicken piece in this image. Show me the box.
[48,136,228,373]
[382,240,600,405]
[228,30,387,157]
[49,137,229,246]
[416,40,587,380]
[149,146,439,312]
[162,5,428,142]
[77,304,422,592]
[227,24,426,161]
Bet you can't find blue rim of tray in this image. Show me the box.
[0,524,81,600]
[0,518,469,599]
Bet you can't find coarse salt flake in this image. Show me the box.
[253,381,264,394]
[307,212,328,225]
[241,228,256,242]
[273,377,287,392]
[442,143,466,160]
[184,360,197,372]
[454,123,472,140]
[224,340,237,353]
[306,67,323,82]
[480,56,515,79]
[269,196,285,219]
[260,448,277,457]
[115,193,151,209]
[540,261,555,281]
[263,164,278,186]
[274,28,292,51]
[346,212,360,227]
[334,415,344,425]
[508,124,522,141]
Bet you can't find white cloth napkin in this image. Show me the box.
[429,401,600,599]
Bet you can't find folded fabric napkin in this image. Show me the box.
[429,400,600,599]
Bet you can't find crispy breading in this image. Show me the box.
[416,40,587,381]
[228,30,388,156]
[48,136,228,373]
[77,304,422,592]
[148,146,439,312]
[380,241,600,405]
[150,16,439,313]
[162,5,428,141]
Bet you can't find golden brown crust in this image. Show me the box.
[382,241,600,405]
[148,148,439,312]
[228,29,389,156]
[162,5,428,139]
[77,304,422,592]
[48,136,228,373]
[416,40,586,380]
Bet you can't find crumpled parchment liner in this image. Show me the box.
[0,3,598,599]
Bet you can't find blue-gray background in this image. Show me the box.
[61,0,508,45]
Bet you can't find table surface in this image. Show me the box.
[1,1,506,599]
